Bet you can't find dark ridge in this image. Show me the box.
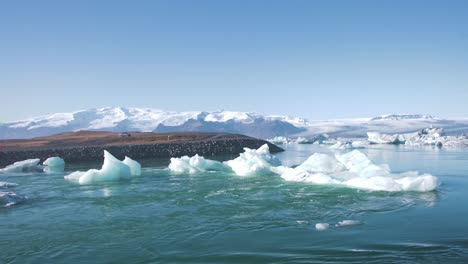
[0,131,284,166]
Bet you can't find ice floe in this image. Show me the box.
[169,144,281,176]
[64,150,140,184]
[123,156,142,176]
[167,145,438,192]
[367,127,467,148]
[0,192,26,208]
[329,140,366,150]
[315,223,329,231]
[43,157,65,174]
[335,220,360,227]
[267,136,291,145]
[168,154,229,174]
[278,150,438,192]
[0,159,41,173]
[224,144,281,176]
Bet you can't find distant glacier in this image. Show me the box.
[0,107,467,139]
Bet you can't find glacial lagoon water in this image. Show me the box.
[1,144,468,263]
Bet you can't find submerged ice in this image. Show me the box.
[64,151,141,184]
[0,192,26,208]
[168,145,438,192]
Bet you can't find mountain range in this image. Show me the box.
[1,107,467,139]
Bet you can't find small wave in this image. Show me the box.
[0,181,18,188]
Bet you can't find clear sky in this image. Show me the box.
[1,0,467,122]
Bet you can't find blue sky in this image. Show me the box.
[1,0,467,121]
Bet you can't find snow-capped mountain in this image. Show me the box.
[0,107,467,140]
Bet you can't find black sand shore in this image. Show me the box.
[0,131,283,166]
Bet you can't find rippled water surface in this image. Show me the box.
[1,144,468,263]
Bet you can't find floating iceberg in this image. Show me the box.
[336,220,360,227]
[367,132,405,144]
[64,151,140,185]
[279,150,438,192]
[267,136,291,145]
[295,137,314,144]
[166,145,437,192]
[367,127,465,148]
[329,140,365,150]
[123,156,142,176]
[0,192,26,208]
[168,144,281,177]
[43,157,65,174]
[169,154,229,174]
[315,223,329,231]
[224,144,281,176]
[0,159,41,173]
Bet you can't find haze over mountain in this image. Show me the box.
[0,107,467,140]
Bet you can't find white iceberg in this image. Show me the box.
[315,223,329,231]
[267,136,291,145]
[279,150,438,192]
[367,132,405,144]
[329,140,365,150]
[168,144,281,177]
[43,157,65,174]
[295,137,314,144]
[168,154,229,174]
[224,144,281,176]
[0,159,41,173]
[64,150,140,185]
[367,127,466,148]
[123,156,142,176]
[335,220,360,227]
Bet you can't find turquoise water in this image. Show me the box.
[1,144,468,263]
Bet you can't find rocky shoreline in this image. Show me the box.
[0,131,283,166]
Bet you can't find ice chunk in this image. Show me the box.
[224,144,281,176]
[0,159,41,173]
[329,140,365,150]
[168,154,229,174]
[267,136,291,145]
[0,181,18,188]
[279,150,438,192]
[315,223,329,231]
[367,132,404,144]
[43,157,65,174]
[168,144,281,177]
[64,150,134,185]
[0,192,26,207]
[122,156,142,176]
[335,220,360,227]
[295,137,314,144]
